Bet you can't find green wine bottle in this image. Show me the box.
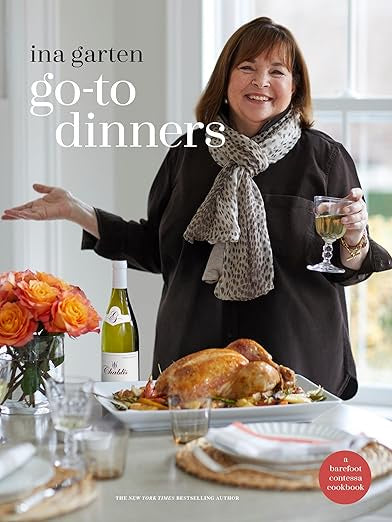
[101,260,139,381]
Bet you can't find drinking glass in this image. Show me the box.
[0,354,12,443]
[0,354,11,405]
[168,396,211,444]
[76,417,128,480]
[307,196,347,274]
[45,376,93,471]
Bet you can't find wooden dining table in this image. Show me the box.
[2,403,392,522]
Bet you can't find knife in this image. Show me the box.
[14,477,77,514]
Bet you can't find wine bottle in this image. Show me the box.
[101,260,139,382]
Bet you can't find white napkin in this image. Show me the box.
[0,443,36,481]
[206,423,372,463]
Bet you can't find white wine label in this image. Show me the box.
[102,351,139,381]
[104,306,131,326]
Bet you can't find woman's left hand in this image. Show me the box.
[340,188,368,245]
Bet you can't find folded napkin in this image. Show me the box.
[0,443,36,481]
[206,423,372,464]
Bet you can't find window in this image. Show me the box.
[0,1,11,274]
[202,0,392,390]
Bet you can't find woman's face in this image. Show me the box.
[227,49,295,137]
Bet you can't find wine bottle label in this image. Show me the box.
[104,306,131,326]
[102,352,139,381]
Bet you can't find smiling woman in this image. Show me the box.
[2,16,391,400]
[227,52,295,136]
[196,17,312,130]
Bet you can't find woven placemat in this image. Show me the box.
[176,438,392,491]
[0,467,97,521]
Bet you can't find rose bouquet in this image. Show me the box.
[0,270,100,407]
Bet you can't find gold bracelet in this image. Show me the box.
[340,233,368,261]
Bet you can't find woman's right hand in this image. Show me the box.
[1,184,75,221]
[1,183,100,238]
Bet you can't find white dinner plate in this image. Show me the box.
[0,456,54,503]
[206,422,352,468]
[94,374,341,431]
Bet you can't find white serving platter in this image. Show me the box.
[94,375,341,432]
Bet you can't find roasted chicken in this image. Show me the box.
[154,338,296,401]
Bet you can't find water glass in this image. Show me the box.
[0,355,11,404]
[45,376,93,472]
[0,354,12,444]
[76,418,128,479]
[168,396,211,444]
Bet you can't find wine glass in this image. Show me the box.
[45,376,93,471]
[307,196,347,274]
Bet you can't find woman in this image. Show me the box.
[3,18,391,398]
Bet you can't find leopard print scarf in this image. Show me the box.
[183,109,301,301]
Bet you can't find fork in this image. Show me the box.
[192,445,315,483]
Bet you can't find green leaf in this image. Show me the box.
[306,386,326,402]
[39,358,50,373]
[51,355,64,368]
[21,367,40,396]
[211,396,236,405]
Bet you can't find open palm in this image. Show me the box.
[1,184,73,221]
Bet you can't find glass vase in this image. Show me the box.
[0,334,64,415]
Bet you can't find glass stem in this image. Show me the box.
[63,431,76,460]
[322,241,334,264]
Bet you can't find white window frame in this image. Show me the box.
[200,0,392,404]
[166,0,203,124]
[0,2,12,273]
[0,1,6,98]
[5,0,62,275]
[315,0,392,405]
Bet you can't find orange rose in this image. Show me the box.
[0,272,18,306]
[45,288,100,337]
[36,272,71,292]
[0,302,37,347]
[14,270,38,285]
[15,279,60,322]
[0,271,13,286]
[1,270,38,288]
[0,282,17,307]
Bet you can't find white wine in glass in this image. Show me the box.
[307,196,346,274]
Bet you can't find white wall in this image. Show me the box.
[1,0,203,379]
[1,0,170,380]
[112,0,168,378]
[50,0,169,379]
[55,0,117,378]
[0,1,14,273]
[0,99,12,272]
